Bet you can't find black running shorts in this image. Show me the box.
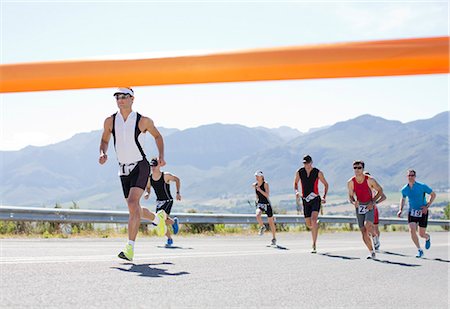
[257,203,273,218]
[156,200,174,215]
[408,211,429,228]
[302,196,321,218]
[120,159,150,198]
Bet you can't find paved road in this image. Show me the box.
[1,232,449,308]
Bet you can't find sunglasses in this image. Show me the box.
[353,166,363,170]
[408,174,416,177]
[115,94,131,100]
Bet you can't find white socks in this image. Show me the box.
[127,240,135,249]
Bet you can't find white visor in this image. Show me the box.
[254,171,264,177]
[113,87,134,96]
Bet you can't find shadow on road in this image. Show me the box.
[380,250,409,257]
[319,253,360,260]
[156,246,194,250]
[266,245,289,250]
[380,251,450,263]
[372,258,421,267]
[423,257,450,263]
[111,262,190,278]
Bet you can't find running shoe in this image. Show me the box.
[118,244,134,261]
[156,210,167,237]
[366,251,376,259]
[165,238,173,248]
[425,235,431,250]
[258,225,266,236]
[172,217,179,235]
[271,238,277,246]
[311,244,317,254]
[416,249,424,258]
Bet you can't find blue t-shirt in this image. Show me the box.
[401,182,433,211]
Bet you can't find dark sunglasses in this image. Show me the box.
[353,166,363,170]
[115,94,131,100]
[408,174,416,177]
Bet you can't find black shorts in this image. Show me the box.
[156,200,174,215]
[302,196,321,218]
[408,211,429,228]
[257,203,273,218]
[120,159,150,198]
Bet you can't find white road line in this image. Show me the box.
[1,243,447,265]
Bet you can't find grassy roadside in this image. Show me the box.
[1,221,447,239]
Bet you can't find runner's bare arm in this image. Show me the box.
[376,193,387,204]
[164,173,181,201]
[318,171,329,201]
[398,197,405,217]
[144,177,151,200]
[140,116,165,166]
[368,177,384,203]
[426,191,436,207]
[347,180,357,207]
[99,116,113,165]
[294,172,301,198]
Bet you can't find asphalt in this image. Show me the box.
[1,232,449,308]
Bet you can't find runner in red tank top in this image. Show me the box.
[347,160,384,259]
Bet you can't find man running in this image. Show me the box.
[253,170,277,246]
[397,169,436,258]
[145,158,180,247]
[293,155,328,253]
[364,171,386,250]
[347,160,383,259]
[99,87,167,261]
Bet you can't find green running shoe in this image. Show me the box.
[118,244,134,261]
[156,210,167,237]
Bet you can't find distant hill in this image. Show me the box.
[0,112,448,209]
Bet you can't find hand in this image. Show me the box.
[421,206,428,215]
[159,157,166,167]
[295,192,301,198]
[354,200,359,209]
[367,202,374,211]
[99,153,108,165]
[176,193,182,201]
[397,210,402,218]
[144,191,149,200]
[321,196,326,204]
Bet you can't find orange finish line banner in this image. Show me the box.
[0,36,448,93]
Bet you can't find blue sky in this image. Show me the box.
[1,1,448,150]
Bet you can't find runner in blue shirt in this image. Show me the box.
[397,169,436,258]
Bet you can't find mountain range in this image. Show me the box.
[0,112,448,210]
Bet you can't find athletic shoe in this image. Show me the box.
[311,245,317,254]
[156,211,167,237]
[425,235,431,250]
[366,251,376,259]
[258,225,266,236]
[118,244,134,261]
[271,238,277,246]
[172,217,179,235]
[416,249,424,258]
[165,238,173,248]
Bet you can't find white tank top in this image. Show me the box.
[113,111,146,164]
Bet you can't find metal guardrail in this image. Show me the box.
[1,206,449,227]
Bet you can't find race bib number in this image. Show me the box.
[304,192,318,203]
[410,209,422,217]
[358,204,368,215]
[118,162,137,176]
[156,200,167,209]
[257,203,268,211]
